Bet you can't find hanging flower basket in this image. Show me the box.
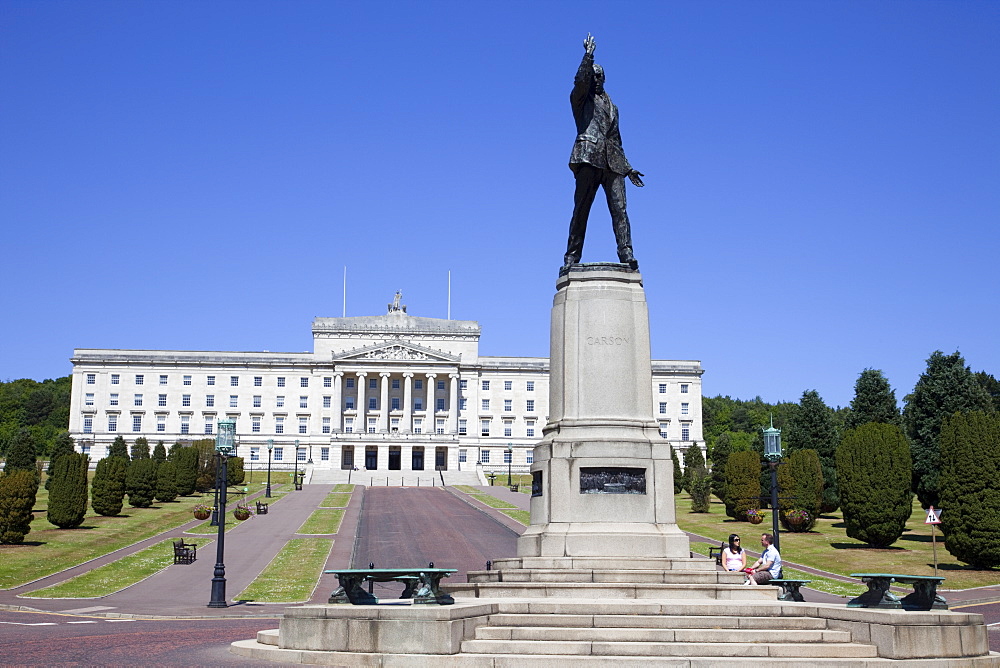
[193,504,212,521]
[746,508,765,525]
[233,505,253,521]
[782,509,810,532]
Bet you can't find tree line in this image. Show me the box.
[695,350,1000,569]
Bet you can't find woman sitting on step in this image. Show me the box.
[722,533,746,571]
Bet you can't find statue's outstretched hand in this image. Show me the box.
[584,34,596,55]
[628,170,645,187]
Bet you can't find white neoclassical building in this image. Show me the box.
[68,303,704,473]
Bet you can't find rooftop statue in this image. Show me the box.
[387,290,407,314]
[563,34,644,272]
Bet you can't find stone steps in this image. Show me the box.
[461,639,879,658]
[467,568,744,584]
[473,625,854,644]
[449,581,778,600]
[486,612,829,629]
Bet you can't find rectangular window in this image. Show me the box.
[159,375,168,385]
[275,417,284,434]
[436,398,445,411]
[323,377,332,388]
[111,374,120,385]
[367,418,376,434]
[414,418,422,434]
[204,420,213,435]
[459,449,467,463]
[110,393,119,406]
[392,379,400,390]
[682,424,691,440]
[458,419,467,435]
[526,399,535,412]
[526,420,535,438]
[180,415,189,434]
[85,393,95,406]
[158,394,167,407]
[297,446,306,461]
[481,419,490,436]
[436,418,445,434]
[526,381,534,392]
[659,402,667,414]
[504,399,512,412]
[230,376,239,387]
[459,398,467,411]
[659,422,669,438]
[437,380,445,390]
[369,378,377,389]
[205,394,214,407]
[157,415,165,432]
[207,375,215,386]
[481,449,490,463]
[391,397,400,411]
[459,379,468,390]
[86,373,96,384]
[135,374,144,385]
[345,377,354,388]
[368,397,377,410]
[482,399,490,411]
[681,384,689,394]
[503,449,512,464]
[134,394,143,407]
[108,415,118,432]
[274,447,283,461]
[230,395,238,408]
[659,383,667,394]
[414,398,422,411]
[504,421,512,437]
[276,396,284,408]
[183,375,191,386]
[482,380,490,391]
[299,417,308,434]
[254,376,262,386]
[321,447,330,461]
[504,380,512,391]
[323,396,331,408]
[300,377,309,388]
[277,377,285,387]
[345,418,354,433]
[83,416,93,433]
[253,396,261,408]
[299,396,308,408]
[182,394,191,407]
[250,447,260,461]
[345,396,355,410]
[322,417,331,434]
[252,416,261,433]
[526,451,533,464]
[681,402,689,415]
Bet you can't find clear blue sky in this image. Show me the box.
[2,1,997,408]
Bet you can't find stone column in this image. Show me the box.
[402,372,413,433]
[377,444,389,471]
[425,373,437,429]
[355,372,367,435]
[379,372,391,432]
[332,372,343,432]
[401,444,413,472]
[448,373,460,434]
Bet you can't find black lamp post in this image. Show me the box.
[506,443,513,487]
[265,439,273,498]
[293,439,301,490]
[208,419,236,608]
[762,418,783,553]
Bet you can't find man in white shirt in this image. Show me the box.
[745,533,782,585]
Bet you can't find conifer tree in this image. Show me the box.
[903,351,994,508]
[836,423,913,548]
[723,450,761,520]
[776,449,823,531]
[226,457,245,486]
[106,435,130,461]
[172,446,199,496]
[152,441,167,464]
[130,437,150,460]
[126,458,157,508]
[939,411,1000,568]
[671,447,682,494]
[4,428,37,477]
[91,456,128,517]
[47,452,89,529]
[154,460,178,503]
[0,469,39,543]
[45,431,76,490]
[787,390,839,512]
[845,369,900,429]
[681,445,706,493]
[709,432,733,500]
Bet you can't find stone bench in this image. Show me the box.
[769,578,810,602]
[326,567,457,605]
[848,572,947,610]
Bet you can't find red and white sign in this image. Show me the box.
[925,506,942,525]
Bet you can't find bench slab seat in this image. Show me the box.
[326,568,457,605]
[848,572,947,611]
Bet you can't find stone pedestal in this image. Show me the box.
[517,264,689,561]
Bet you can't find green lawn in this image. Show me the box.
[320,492,352,508]
[0,484,218,590]
[235,537,333,603]
[297,508,345,535]
[674,494,1000,590]
[333,484,354,493]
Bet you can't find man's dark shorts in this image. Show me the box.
[751,570,774,584]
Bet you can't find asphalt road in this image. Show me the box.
[953,601,1000,653]
[0,610,283,667]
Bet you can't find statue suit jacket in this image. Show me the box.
[569,52,632,176]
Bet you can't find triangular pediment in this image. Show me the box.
[331,339,459,363]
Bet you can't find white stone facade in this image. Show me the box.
[68,309,704,472]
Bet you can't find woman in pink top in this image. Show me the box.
[722,533,746,571]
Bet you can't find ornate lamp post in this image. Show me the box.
[506,443,513,487]
[208,418,236,608]
[265,439,273,498]
[762,418,782,552]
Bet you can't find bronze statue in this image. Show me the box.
[563,34,644,271]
